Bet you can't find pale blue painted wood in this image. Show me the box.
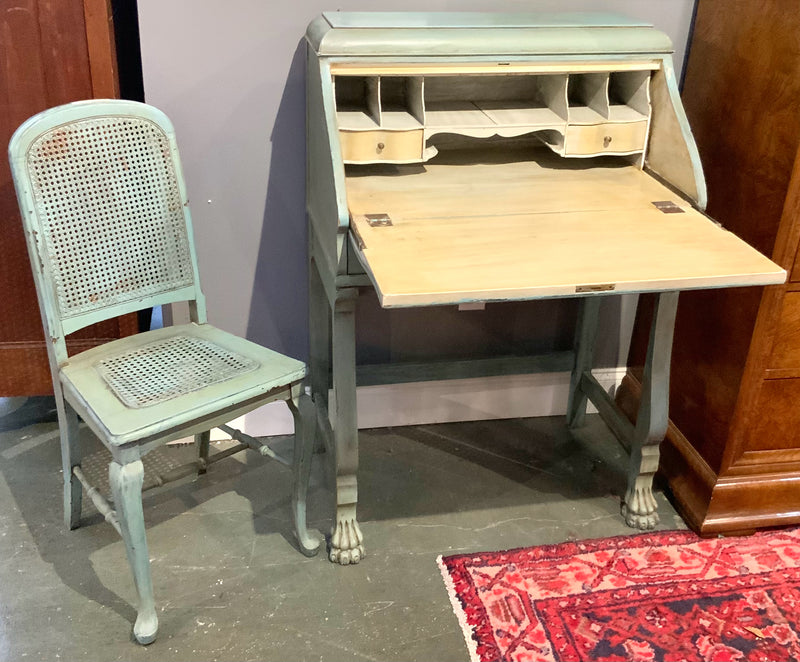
[289,392,323,556]
[651,57,708,210]
[8,99,320,644]
[580,370,636,445]
[195,429,211,474]
[109,460,157,645]
[308,252,332,411]
[60,398,82,529]
[308,12,673,56]
[622,291,679,530]
[329,292,363,565]
[322,12,654,29]
[567,297,602,429]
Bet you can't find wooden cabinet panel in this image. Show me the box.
[768,292,800,371]
[791,244,800,282]
[744,379,800,452]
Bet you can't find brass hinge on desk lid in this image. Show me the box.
[365,213,393,227]
[652,200,685,214]
[576,284,616,293]
[350,213,393,251]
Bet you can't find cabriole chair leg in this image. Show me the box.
[109,460,158,645]
[289,392,322,557]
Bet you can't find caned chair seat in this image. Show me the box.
[61,323,306,446]
[8,99,320,646]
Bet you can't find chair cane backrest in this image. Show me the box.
[8,100,206,361]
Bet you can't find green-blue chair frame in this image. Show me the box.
[8,99,320,645]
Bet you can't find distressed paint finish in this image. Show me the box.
[9,99,321,643]
[567,296,601,430]
[622,291,679,529]
[305,12,781,560]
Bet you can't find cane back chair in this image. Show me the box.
[8,99,320,645]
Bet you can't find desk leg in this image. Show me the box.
[567,296,601,429]
[309,257,331,421]
[329,293,364,565]
[622,291,679,530]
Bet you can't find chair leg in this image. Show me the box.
[109,460,158,645]
[288,391,321,557]
[57,398,82,529]
[196,430,211,475]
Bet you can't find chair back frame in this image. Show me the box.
[8,99,208,370]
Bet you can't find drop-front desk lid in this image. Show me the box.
[345,149,786,308]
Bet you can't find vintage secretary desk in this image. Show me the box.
[304,12,785,564]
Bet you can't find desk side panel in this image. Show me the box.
[306,45,349,282]
[646,56,707,209]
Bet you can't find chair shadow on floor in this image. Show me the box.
[0,420,329,640]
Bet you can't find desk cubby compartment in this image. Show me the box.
[566,71,651,124]
[608,70,651,122]
[334,76,380,130]
[379,76,424,130]
[567,73,609,124]
[423,74,568,137]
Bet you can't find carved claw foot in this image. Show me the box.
[329,517,364,565]
[133,608,158,645]
[622,484,659,530]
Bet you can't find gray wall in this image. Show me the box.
[138,1,695,371]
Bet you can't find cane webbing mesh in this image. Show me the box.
[26,116,194,319]
[97,335,260,409]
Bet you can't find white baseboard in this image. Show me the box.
[214,367,627,439]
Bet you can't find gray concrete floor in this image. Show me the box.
[0,399,686,661]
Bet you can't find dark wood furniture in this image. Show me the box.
[618,0,800,534]
[1,0,137,395]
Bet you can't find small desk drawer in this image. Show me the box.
[340,129,423,163]
[565,121,648,156]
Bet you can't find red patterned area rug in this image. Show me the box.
[438,528,800,662]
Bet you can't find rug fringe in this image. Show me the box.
[437,554,481,662]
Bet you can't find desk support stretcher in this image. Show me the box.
[568,292,678,529]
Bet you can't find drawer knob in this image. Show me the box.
[603,135,612,148]
[376,142,385,153]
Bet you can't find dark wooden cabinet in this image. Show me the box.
[0,0,138,395]
[619,0,800,534]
